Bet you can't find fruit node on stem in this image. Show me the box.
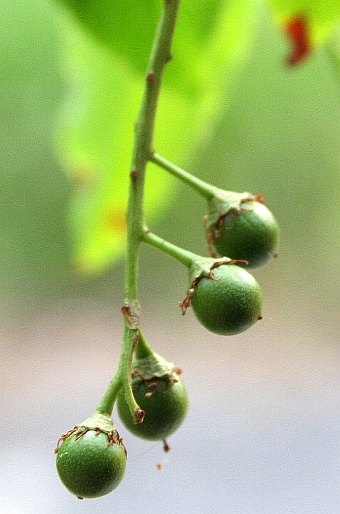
[121,300,141,329]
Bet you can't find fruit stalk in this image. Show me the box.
[150,151,219,199]
[142,226,197,268]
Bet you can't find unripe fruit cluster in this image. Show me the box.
[181,192,279,336]
[55,158,280,501]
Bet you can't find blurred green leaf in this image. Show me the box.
[54,0,259,273]
[57,0,160,74]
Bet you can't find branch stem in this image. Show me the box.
[96,0,181,419]
[125,1,181,302]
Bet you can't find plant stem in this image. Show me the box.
[95,326,139,417]
[95,375,122,417]
[125,1,181,303]
[150,152,219,199]
[96,0,181,419]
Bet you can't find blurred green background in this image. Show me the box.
[1,1,340,513]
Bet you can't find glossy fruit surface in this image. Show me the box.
[190,264,262,335]
[56,428,126,499]
[212,201,279,268]
[117,374,188,441]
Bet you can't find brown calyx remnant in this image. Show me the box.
[179,259,248,315]
[54,426,127,455]
[206,194,265,255]
[135,408,146,423]
[179,287,195,315]
[131,366,180,398]
[54,427,78,453]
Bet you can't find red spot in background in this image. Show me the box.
[284,15,311,65]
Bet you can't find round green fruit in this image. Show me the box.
[190,264,262,335]
[56,427,126,499]
[212,201,279,268]
[117,374,188,441]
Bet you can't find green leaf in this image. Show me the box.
[57,0,161,74]
[54,0,259,273]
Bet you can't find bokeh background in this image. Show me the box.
[1,1,340,513]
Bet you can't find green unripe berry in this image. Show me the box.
[190,264,262,335]
[211,200,279,268]
[55,415,126,499]
[117,369,188,441]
